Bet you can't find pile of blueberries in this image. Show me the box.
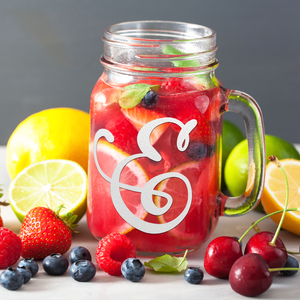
[0,245,205,291]
[0,246,96,291]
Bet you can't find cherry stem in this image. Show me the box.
[238,207,300,244]
[287,251,300,255]
[269,267,300,272]
[269,156,289,246]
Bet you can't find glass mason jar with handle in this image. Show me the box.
[87,21,265,256]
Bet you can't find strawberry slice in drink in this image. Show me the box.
[121,106,169,145]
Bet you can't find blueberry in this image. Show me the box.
[17,266,32,283]
[184,267,204,284]
[141,90,159,109]
[69,246,92,264]
[0,267,24,290]
[280,255,299,276]
[18,257,39,277]
[70,260,96,282]
[121,258,145,282]
[186,141,208,161]
[42,253,69,276]
[207,144,216,157]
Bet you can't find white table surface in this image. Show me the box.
[0,145,299,300]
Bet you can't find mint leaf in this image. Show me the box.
[119,84,159,109]
[144,250,188,272]
[162,45,216,88]
[162,45,200,68]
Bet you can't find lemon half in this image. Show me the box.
[261,159,300,236]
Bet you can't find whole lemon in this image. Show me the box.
[7,108,89,179]
[224,134,300,197]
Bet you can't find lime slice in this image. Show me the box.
[8,159,88,223]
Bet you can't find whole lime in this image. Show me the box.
[224,135,300,197]
[221,120,244,189]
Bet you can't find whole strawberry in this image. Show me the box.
[0,227,22,268]
[19,205,77,260]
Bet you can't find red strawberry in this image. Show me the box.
[96,232,136,276]
[0,227,22,268]
[19,205,77,260]
[121,106,169,145]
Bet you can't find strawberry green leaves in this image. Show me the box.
[144,250,188,272]
[119,84,159,109]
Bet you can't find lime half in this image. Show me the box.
[8,159,88,223]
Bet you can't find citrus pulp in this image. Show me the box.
[261,159,300,236]
[87,140,148,236]
[8,159,87,223]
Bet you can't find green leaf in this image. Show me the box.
[67,214,78,225]
[162,45,217,88]
[144,250,188,272]
[162,45,200,68]
[119,84,159,109]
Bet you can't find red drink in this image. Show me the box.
[87,76,226,255]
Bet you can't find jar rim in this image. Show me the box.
[104,20,216,44]
[102,21,218,76]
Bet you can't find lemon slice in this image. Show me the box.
[8,159,88,223]
[88,140,148,235]
[261,159,300,236]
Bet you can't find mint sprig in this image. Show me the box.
[144,250,188,272]
[119,83,159,109]
[162,45,200,68]
[162,45,215,88]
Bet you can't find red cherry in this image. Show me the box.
[204,236,243,278]
[244,231,288,270]
[229,253,272,297]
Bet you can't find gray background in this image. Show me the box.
[1,0,299,145]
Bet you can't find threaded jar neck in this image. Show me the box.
[101,21,218,76]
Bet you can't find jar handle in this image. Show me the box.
[219,89,266,216]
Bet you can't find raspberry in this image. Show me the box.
[0,227,22,269]
[159,78,196,95]
[96,233,136,276]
